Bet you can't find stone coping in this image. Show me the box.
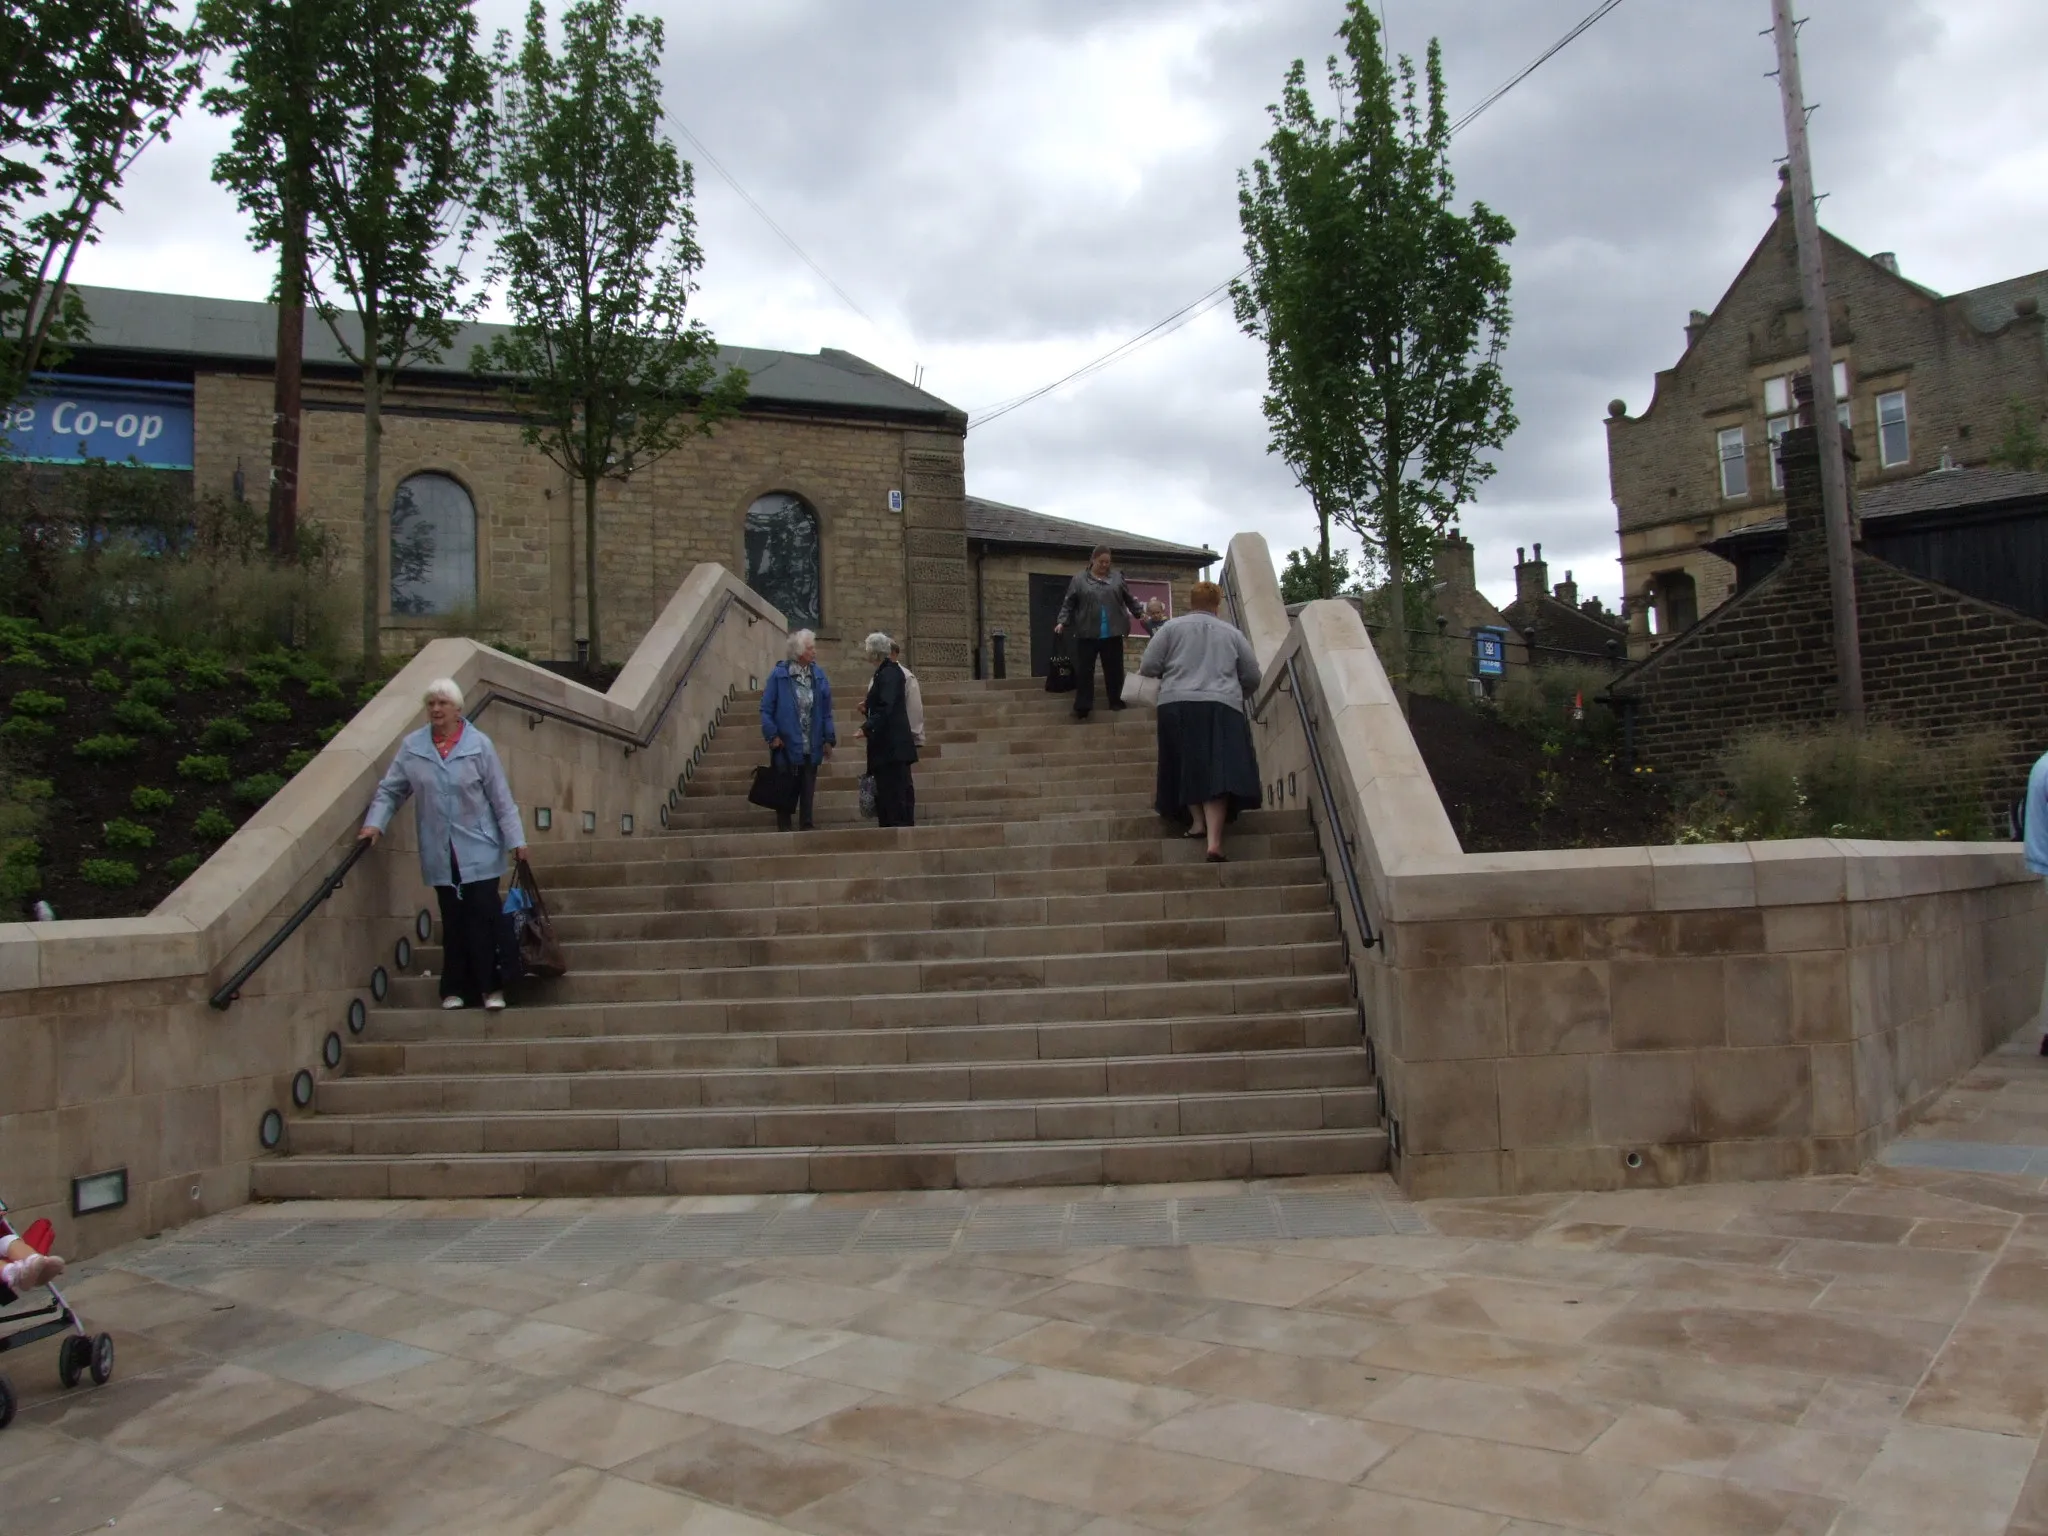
[0,563,785,995]
[1225,531,2030,917]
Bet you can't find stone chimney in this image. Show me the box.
[1514,542,1549,605]
[1437,526,1475,591]
[1552,569,1578,607]
[1779,371,1858,558]
[1871,251,1899,275]
[1685,309,1711,349]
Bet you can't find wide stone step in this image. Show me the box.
[662,791,1162,832]
[422,912,1336,975]
[684,761,1160,795]
[364,973,1355,1039]
[251,1125,1389,1199]
[346,1009,1364,1076]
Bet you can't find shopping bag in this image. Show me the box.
[1044,650,1076,694]
[747,758,802,813]
[1121,672,1160,708]
[858,774,878,819]
[511,862,568,978]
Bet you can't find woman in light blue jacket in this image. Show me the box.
[360,678,527,1010]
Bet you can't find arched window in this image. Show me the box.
[744,491,821,627]
[389,473,477,616]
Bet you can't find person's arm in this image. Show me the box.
[359,749,413,841]
[1234,630,1263,697]
[1054,574,1081,633]
[479,737,529,861]
[818,672,836,752]
[1119,577,1145,621]
[866,665,903,738]
[760,672,783,748]
[1137,625,1171,679]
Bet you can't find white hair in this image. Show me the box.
[785,629,816,661]
[863,632,893,661]
[423,677,465,710]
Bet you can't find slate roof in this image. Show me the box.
[963,495,1215,564]
[1711,465,2048,544]
[1501,593,1629,661]
[49,284,966,425]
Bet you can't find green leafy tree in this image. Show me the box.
[0,0,196,410]
[476,0,746,669]
[1234,1,1515,690]
[207,0,493,667]
[1989,397,2047,472]
[1279,544,1356,606]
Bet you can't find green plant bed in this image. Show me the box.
[0,623,366,919]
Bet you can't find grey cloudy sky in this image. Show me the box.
[73,0,2048,609]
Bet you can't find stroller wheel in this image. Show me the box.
[0,1373,14,1429]
[89,1333,115,1386]
[59,1334,89,1388]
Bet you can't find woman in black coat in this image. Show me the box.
[860,631,919,827]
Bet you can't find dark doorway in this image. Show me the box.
[1028,571,1072,677]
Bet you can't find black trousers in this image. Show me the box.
[1072,636,1125,716]
[873,762,916,827]
[775,756,820,831]
[435,877,503,1005]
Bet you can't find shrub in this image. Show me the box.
[1491,662,1622,753]
[183,660,232,689]
[233,772,286,806]
[163,852,203,881]
[130,785,175,814]
[356,680,384,705]
[43,635,94,668]
[111,698,176,736]
[198,717,253,751]
[305,676,343,700]
[87,667,122,692]
[126,675,176,706]
[120,636,162,661]
[73,734,141,762]
[177,753,233,783]
[316,720,346,744]
[14,778,51,801]
[243,698,292,724]
[0,836,41,905]
[78,857,138,887]
[127,655,168,679]
[193,806,237,840]
[9,689,66,717]
[0,716,56,744]
[101,817,155,850]
[282,748,316,774]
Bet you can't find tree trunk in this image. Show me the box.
[1316,498,1333,601]
[269,194,307,564]
[583,471,601,670]
[360,356,383,671]
[1381,479,1409,711]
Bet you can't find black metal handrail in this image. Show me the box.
[207,589,777,1009]
[1221,567,1380,954]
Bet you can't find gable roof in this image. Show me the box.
[1501,592,1629,660]
[45,284,967,426]
[1708,464,2048,549]
[963,495,1215,564]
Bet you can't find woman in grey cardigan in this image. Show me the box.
[360,677,528,1010]
[1136,581,1263,860]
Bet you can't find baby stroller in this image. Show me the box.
[0,1198,113,1430]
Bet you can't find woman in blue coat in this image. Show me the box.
[360,677,528,1010]
[760,629,836,831]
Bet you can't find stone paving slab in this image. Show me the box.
[9,1033,2048,1533]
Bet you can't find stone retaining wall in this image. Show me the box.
[1224,531,2048,1199]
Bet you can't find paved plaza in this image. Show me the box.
[7,1030,2048,1534]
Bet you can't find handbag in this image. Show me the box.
[511,862,568,978]
[495,882,529,985]
[858,774,878,818]
[1044,650,1076,694]
[1121,672,1160,708]
[747,755,802,814]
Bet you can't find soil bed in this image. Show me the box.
[2,646,362,920]
[1406,692,1671,853]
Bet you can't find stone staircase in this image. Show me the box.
[253,676,1386,1199]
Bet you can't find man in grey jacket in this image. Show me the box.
[1054,546,1146,720]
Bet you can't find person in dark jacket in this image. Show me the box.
[859,631,918,827]
[1053,545,1146,720]
[760,628,836,831]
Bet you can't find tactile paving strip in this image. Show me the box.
[101,1189,1429,1276]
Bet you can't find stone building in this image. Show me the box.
[963,495,1214,678]
[1609,415,2048,803]
[1605,173,2048,659]
[11,285,988,675]
[1500,541,1629,664]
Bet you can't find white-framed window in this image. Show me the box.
[1763,364,1852,489]
[1877,391,1909,467]
[1717,426,1748,498]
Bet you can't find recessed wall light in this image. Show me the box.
[534,807,552,831]
[72,1169,127,1216]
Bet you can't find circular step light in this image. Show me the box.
[323,1032,343,1069]
[347,997,367,1034]
[369,965,389,1002]
[292,1070,314,1108]
[258,1109,284,1149]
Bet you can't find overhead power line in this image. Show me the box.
[968,0,1631,432]
[672,120,880,329]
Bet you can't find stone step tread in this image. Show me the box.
[541,848,1322,890]
[250,1126,1389,1198]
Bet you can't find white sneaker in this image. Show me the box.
[441,996,465,1010]
[484,992,507,1011]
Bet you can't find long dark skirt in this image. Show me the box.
[1154,700,1261,825]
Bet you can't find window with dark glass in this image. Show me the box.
[389,473,478,616]
[744,491,821,627]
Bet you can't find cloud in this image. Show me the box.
[67,0,2048,610]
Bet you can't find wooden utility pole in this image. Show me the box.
[1770,0,1863,722]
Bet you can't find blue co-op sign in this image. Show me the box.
[1,375,195,470]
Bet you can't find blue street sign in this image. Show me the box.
[1,375,195,470]
[1475,626,1506,677]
